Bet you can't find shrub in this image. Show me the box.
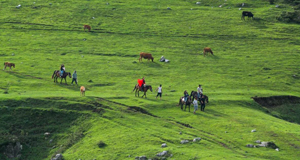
[97,141,107,148]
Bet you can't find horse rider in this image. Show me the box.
[184,90,189,102]
[141,77,146,91]
[197,85,203,99]
[60,64,65,77]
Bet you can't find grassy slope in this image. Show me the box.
[0,0,300,159]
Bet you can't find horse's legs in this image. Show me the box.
[65,78,67,84]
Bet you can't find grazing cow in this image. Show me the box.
[203,47,213,57]
[3,62,15,70]
[83,25,91,32]
[139,52,154,62]
[241,11,254,20]
[80,86,85,96]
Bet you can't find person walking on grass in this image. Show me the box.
[156,84,162,100]
[200,95,206,111]
[193,97,198,114]
[71,70,78,85]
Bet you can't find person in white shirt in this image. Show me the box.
[197,85,203,99]
[193,97,198,114]
[156,84,162,100]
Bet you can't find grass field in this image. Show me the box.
[0,0,300,159]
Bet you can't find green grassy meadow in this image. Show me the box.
[1,0,300,159]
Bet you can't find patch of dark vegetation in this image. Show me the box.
[263,67,271,70]
[97,141,107,148]
[93,83,115,87]
[90,102,112,110]
[61,53,67,55]
[105,97,129,100]
[0,108,84,159]
[44,97,65,100]
[92,108,104,114]
[0,54,7,56]
[277,0,300,23]
[128,106,158,117]
[175,121,193,128]
[252,96,300,108]
[2,22,54,26]
[253,96,300,124]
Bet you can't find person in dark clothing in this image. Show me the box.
[200,95,206,111]
[141,77,145,91]
[184,90,189,102]
[71,70,77,85]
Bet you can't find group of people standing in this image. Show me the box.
[184,85,206,114]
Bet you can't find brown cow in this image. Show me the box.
[83,25,91,32]
[203,47,213,57]
[139,52,154,62]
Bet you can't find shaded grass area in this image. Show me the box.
[253,96,300,124]
[0,107,87,160]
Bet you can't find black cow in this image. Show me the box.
[241,11,254,20]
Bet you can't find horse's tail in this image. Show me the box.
[52,71,56,79]
[178,97,182,106]
[206,95,209,103]
[211,50,213,55]
[132,85,137,92]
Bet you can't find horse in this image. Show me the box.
[80,86,85,96]
[51,70,71,84]
[203,47,213,57]
[132,84,153,98]
[190,91,209,103]
[3,62,15,70]
[178,96,192,112]
[139,52,154,62]
[83,25,91,32]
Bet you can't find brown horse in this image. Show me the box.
[80,86,86,96]
[3,62,15,70]
[203,47,213,57]
[132,84,153,98]
[52,70,71,84]
[178,96,192,112]
[190,91,209,103]
[83,25,91,32]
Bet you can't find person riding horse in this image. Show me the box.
[60,64,65,77]
[141,77,146,91]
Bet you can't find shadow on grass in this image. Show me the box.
[5,71,43,80]
[253,96,300,124]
